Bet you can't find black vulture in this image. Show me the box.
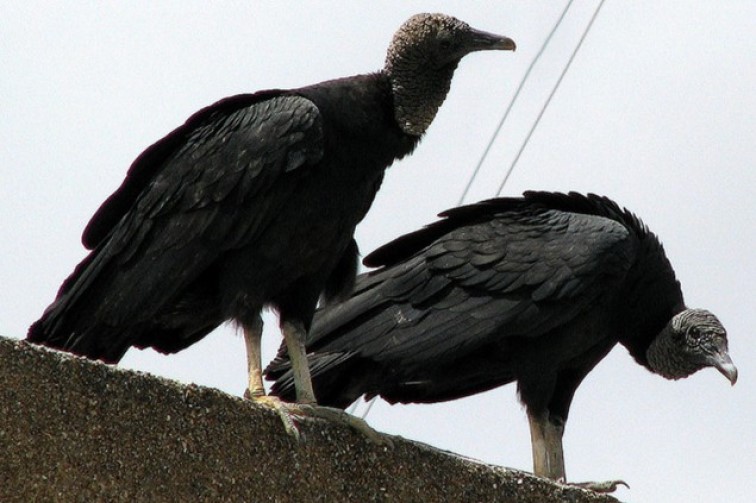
[266,191,738,486]
[27,13,516,436]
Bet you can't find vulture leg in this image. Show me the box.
[281,319,316,403]
[243,317,300,440]
[527,410,628,493]
[243,316,267,399]
[527,410,566,482]
[276,319,391,445]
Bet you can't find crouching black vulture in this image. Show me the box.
[266,191,738,487]
[27,13,516,438]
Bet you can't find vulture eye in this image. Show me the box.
[437,31,453,48]
[686,326,702,345]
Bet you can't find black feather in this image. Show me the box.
[28,13,516,371]
[267,192,684,420]
[28,80,418,361]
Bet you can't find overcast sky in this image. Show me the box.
[2,2,754,501]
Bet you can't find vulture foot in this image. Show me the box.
[244,393,390,446]
[569,479,629,493]
[289,404,393,447]
[245,392,302,441]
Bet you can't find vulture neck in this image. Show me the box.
[384,61,459,137]
[646,322,699,380]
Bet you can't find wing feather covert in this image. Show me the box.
[43,95,324,336]
[294,197,638,372]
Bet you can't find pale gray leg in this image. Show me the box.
[528,409,628,493]
[242,317,300,440]
[281,320,316,404]
[528,410,566,481]
[243,316,265,399]
[241,317,388,445]
[277,319,390,445]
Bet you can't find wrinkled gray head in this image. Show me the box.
[647,308,737,384]
[385,13,516,136]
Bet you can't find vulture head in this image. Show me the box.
[647,308,738,384]
[385,13,516,136]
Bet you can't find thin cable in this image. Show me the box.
[458,0,576,206]
[347,397,361,415]
[360,396,378,419]
[495,0,607,196]
[347,396,377,419]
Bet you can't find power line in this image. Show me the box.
[346,395,378,419]
[495,0,607,196]
[458,0,576,206]
[347,398,361,415]
[360,395,377,419]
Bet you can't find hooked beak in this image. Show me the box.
[709,351,738,385]
[470,28,517,52]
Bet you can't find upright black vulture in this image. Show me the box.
[27,13,516,435]
[266,191,738,486]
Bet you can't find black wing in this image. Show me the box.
[267,195,638,402]
[30,92,324,359]
[81,92,285,250]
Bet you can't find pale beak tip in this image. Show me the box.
[717,361,738,386]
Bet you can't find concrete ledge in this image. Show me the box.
[0,336,618,502]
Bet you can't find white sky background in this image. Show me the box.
[2,2,754,501]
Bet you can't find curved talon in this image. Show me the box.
[243,395,389,446]
[571,480,629,493]
[246,394,302,442]
[291,404,392,447]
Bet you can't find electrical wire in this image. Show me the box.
[361,396,377,419]
[495,0,607,196]
[347,398,361,415]
[458,0,576,206]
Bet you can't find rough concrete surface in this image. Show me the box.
[0,336,619,502]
